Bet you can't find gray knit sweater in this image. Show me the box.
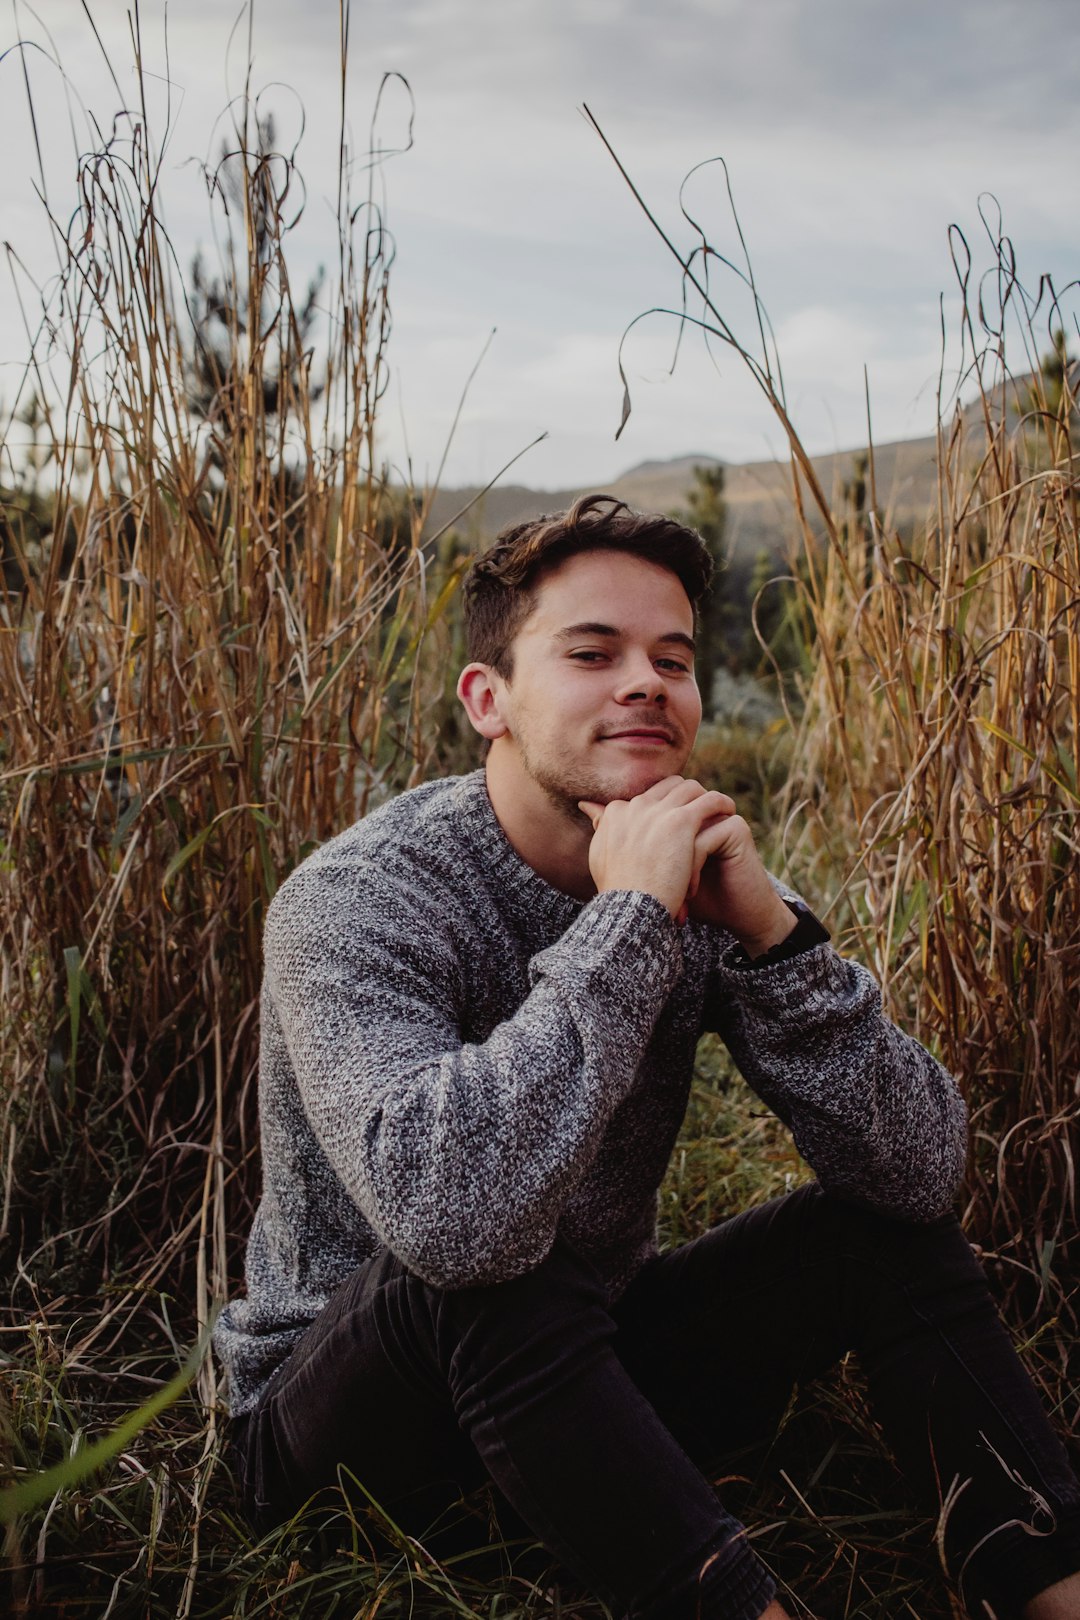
[214,769,968,1417]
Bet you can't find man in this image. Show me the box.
[216,495,1080,1620]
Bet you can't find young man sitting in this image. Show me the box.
[216,494,1080,1620]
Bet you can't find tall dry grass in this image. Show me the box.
[598,116,1079,1384]
[593,112,1078,1429]
[0,17,444,1424]
[779,308,1079,1362]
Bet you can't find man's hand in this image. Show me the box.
[578,776,736,920]
[685,808,797,958]
[580,777,796,957]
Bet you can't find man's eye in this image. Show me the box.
[570,650,607,662]
[657,659,691,673]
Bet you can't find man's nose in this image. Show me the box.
[613,657,667,704]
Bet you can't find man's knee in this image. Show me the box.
[807,1191,991,1341]
[813,1188,971,1262]
[430,1240,616,1416]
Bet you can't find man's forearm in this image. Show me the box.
[710,943,968,1220]
[265,874,682,1289]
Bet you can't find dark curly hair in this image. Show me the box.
[462,492,713,677]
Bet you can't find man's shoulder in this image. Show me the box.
[318,772,472,862]
[269,771,484,920]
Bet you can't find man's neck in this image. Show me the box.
[483,749,596,901]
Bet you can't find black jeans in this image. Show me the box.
[233,1185,1080,1620]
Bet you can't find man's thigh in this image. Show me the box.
[237,1246,485,1535]
[612,1181,858,1467]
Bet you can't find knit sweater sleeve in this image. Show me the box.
[706,938,968,1220]
[262,864,682,1289]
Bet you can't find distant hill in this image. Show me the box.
[422,432,940,563]
[420,371,1057,561]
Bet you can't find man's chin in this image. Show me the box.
[526,751,690,815]
[590,763,682,804]
[626,778,670,802]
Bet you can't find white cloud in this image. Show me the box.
[1,0,1076,488]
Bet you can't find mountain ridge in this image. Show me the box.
[421,363,1070,556]
[422,430,940,560]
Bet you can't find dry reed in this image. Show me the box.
[595,114,1079,1401]
[779,286,1079,1370]
[0,7,441,1449]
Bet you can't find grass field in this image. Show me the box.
[3,1063,964,1620]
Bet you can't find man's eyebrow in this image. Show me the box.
[553,622,619,641]
[553,622,696,654]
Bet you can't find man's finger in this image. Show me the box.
[677,790,737,830]
[692,812,750,860]
[687,790,737,822]
[578,800,604,829]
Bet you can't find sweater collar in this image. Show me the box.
[451,768,585,936]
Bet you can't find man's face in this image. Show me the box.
[490,549,703,813]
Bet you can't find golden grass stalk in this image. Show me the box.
[0,17,438,1328]
[592,117,1079,1368]
[780,326,1079,1347]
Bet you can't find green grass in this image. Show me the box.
[0,1055,1004,1620]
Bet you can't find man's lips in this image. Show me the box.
[599,728,678,744]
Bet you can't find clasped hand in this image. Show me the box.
[578,776,796,959]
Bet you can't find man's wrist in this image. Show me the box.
[733,897,801,960]
[732,900,830,967]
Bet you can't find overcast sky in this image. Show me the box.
[1,0,1077,489]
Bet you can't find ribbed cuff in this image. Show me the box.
[713,934,866,1029]
[692,1528,777,1620]
[532,888,683,1043]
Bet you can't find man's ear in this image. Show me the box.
[456,663,510,740]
